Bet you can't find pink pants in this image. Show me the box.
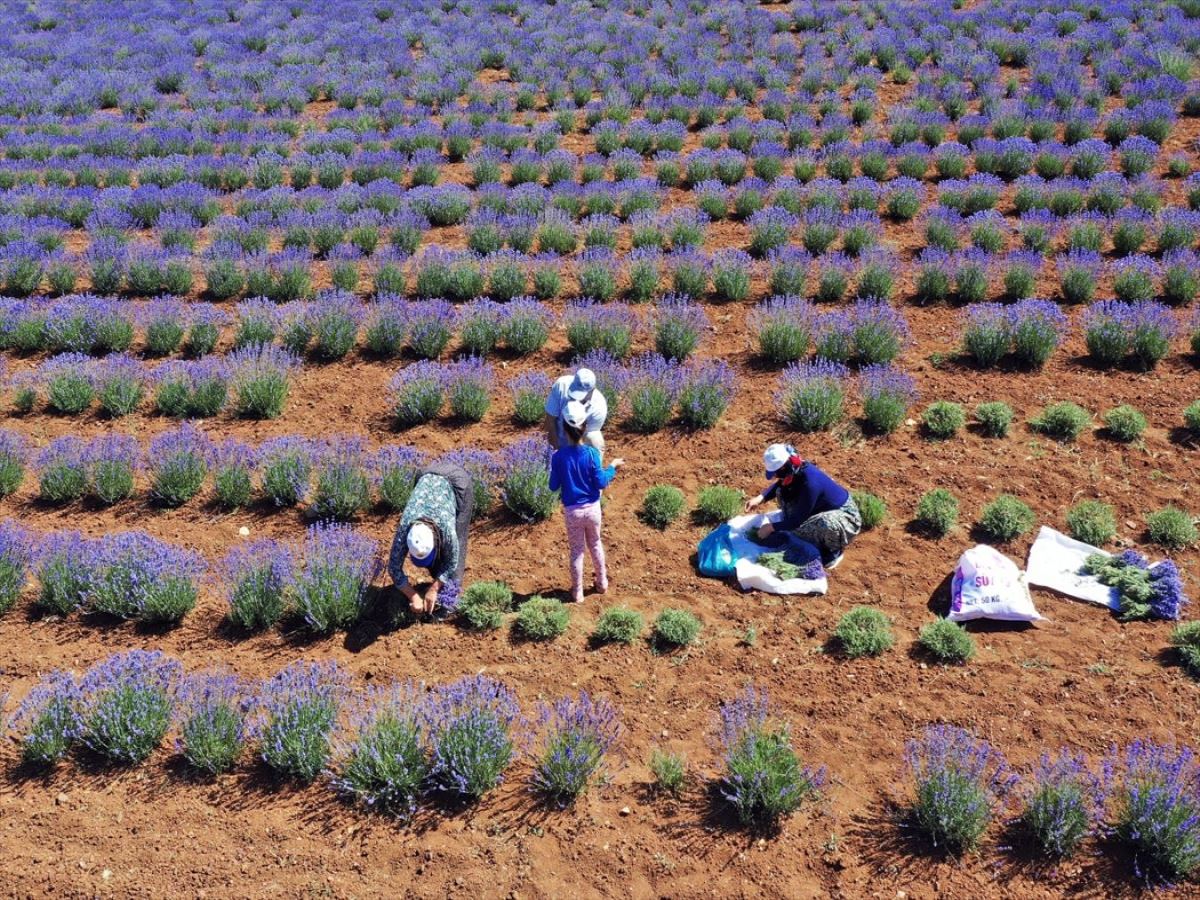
[564,500,607,600]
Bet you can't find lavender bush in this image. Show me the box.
[78,650,181,765]
[1111,740,1200,884]
[33,531,94,616]
[778,360,848,433]
[332,682,429,819]
[427,675,521,801]
[84,433,139,505]
[530,692,623,807]
[310,436,371,521]
[390,361,446,428]
[147,423,213,507]
[716,685,824,829]
[1018,750,1107,859]
[260,436,315,507]
[254,660,350,783]
[221,539,295,631]
[904,725,1016,854]
[750,296,813,367]
[86,532,205,624]
[860,365,916,435]
[500,437,556,522]
[229,345,299,420]
[0,519,29,614]
[292,523,379,634]
[175,670,247,775]
[8,670,81,767]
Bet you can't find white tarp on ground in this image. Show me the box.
[1025,526,1120,610]
[725,512,828,596]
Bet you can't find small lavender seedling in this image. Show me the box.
[833,606,894,658]
[591,606,644,645]
[457,580,514,631]
[650,749,687,796]
[514,596,570,641]
[653,608,702,649]
[530,692,623,806]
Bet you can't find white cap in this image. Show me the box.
[568,368,596,400]
[763,443,793,478]
[563,399,588,428]
[406,522,436,564]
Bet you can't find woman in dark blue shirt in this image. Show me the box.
[744,443,861,568]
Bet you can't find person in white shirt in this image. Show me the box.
[543,367,607,453]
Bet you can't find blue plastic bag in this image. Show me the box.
[697,524,736,578]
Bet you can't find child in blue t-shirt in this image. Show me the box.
[548,401,624,602]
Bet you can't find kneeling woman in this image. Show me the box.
[744,443,861,568]
[388,461,474,615]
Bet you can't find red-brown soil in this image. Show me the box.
[1,90,1199,900]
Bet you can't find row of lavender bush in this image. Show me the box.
[1,234,1197,307]
[4,656,622,812]
[6,658,1199,883]
[0,429,562,520]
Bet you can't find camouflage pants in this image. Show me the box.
[791,496,862,562]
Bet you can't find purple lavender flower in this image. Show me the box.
[623,352,684,433]
[904,724,1017,854]
[292,522,380,633]
[0,518,29,614]
[510,370,552,427]
[814,309,854,362]
[7,669,81,766]
[252,659,351,783]
[1019,749,1109,858]
[175,670,248,774]
[529,692,623,806]
[716,685,824,828]
[371,445,425,511]
[962,303,1012,368]
[437,447,501,519]
[749,295,814,366]
[427,674,521,800]
[77,650,182,765]
[85,531,205,623]
[220,538,296,631]
[1111,740,1200,884]
[0,428,26,498]
[860,364,916,435]
[147,422,213,507]
[93,353,147,417]
[40,352,95,414]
